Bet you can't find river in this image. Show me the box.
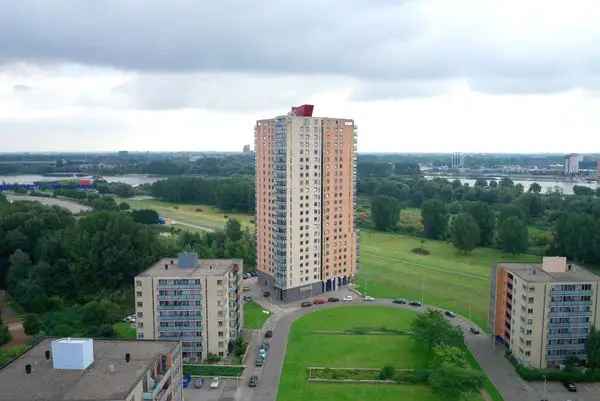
[425,176,598,195]
[0,174,164,187]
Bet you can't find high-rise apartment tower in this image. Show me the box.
[255,105,358,302]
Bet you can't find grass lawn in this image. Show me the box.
[113,322,137,339]
[116,197,255,232]
[244,301,271,330]
[357,230,540,330]
[278,306,487,401]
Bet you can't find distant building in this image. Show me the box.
[135,252,243,362]
[0,338,183,401]
[597,160,600,177]
[564,153,583,175]
[490,257,600,369]
[242,144,251,153]
[451,152,464,169]
[255,104,358,302]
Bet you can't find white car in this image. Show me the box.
[343,295,353,302]
[363,295,375,301]
[209,377,220,389]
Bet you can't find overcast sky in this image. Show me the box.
[1,0,600,153]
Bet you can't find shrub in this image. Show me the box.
[378,365,396,380]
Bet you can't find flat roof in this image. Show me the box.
[0,338,178,401]
[137,258,242,278]
[499,262,600,283]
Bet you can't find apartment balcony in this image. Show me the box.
[158,314,202,321]
[157,295,202,301]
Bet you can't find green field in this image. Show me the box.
[357,230,540,329]
[244,301,271,330]
[116,197,255,232]
[113,322,136,339]
[278,306,487,401]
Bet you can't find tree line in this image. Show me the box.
[150,176,255,213]
[368,177,600,264]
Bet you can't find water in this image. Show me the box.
[0,174,164,187]
[425,176,598,195]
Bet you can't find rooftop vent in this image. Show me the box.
[542,257,568,273]
[45,350,51,360]
[51,338,94,370]
[178,252,199,269]
[125,353,131,363]
[25,364,32,374]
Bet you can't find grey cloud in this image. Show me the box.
[1,0,600,98]
[13,84,32,92]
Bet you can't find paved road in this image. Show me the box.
[234,281,600,401]
[6,194,91,214]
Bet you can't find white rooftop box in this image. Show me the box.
[51,338,94,370]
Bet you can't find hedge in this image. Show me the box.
[506,353,600,382]
[183,364,244,377]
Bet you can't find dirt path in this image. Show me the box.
[0,290,29,348]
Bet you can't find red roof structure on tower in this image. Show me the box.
[290,104,314,117]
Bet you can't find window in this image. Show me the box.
[137,302,143,307]
[136,291,142,297]
[136,280,142,287]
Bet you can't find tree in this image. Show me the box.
[225,218,242,241]
[0,320,11,346]
[118,202,130,211]
[432,345,467,368]
[463,202,495,246]
[588,326,600,369]
[529,182,542,193]
[371,196,401,231]
[429,363,484,401]
[421,199,448,240]
[23,314,42,336]
[130,209,160,224]
[497,216,528,254]
[411,310,464,351]
[449,213,480,253]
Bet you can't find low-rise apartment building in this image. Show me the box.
[135,252,243,362]
[490,257,600,368]
[0,337,183,401]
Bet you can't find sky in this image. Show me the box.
[1,0,600,153]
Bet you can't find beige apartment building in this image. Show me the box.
[490,257,600,368]
[135,252,243,362]
[255,104,358,302]
[0,337,183,401]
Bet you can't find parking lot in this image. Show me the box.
[528,381,600,401]
[183,377,239,401]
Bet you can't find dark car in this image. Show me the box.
[255,357,264,367]
[265,329,273,338]
[563,381,577,392]
[470,327,480,335]
[445,311,456,318]
[248,375,258,387]
[409,300,422,307]
[327,297,340,303]
[260,341,270,351]
[392,298,407,304]
[301,301,313,307]
[263,291,271,297]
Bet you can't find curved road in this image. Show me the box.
[238,282,588,401]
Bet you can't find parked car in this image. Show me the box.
[243,286,251,292]
[343,295,353,302]
[392,298,407,304]
[470,327,480,335]
[313,298,326,305]
[248,375,258,387]
[363,295,375,301]
[301,301,313,307]
[182,374,191,388]
[250,272,257,277]
[445,311,456,318]
[563,381,577,392]
[263,291,271,297]
[243,295,253,302]
[260,341,270,351]
[209,377,220,389]
[408,300,422,307]
[193,378,204,389]
[328,297,340,303]
[265,330,273,338]
[255,357,264,367]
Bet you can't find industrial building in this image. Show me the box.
[490,257,600,368]
[255,104,358,302]
[134,252,243,362]
[0,337,183,401]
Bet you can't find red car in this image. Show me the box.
[313,299,326,305]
